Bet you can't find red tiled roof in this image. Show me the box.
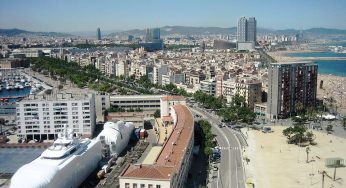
[161,95,185,101]
[120,104,194,180]
[121,165,173,180]
[162,115,173,122]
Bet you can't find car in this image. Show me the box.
[213,165,219,171]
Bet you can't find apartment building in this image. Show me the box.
[267,62,318,119]
[16,93,96,141]
[235,80,262,109]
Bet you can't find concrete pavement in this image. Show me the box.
[190,107,246,188]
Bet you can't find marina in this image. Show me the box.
[0,69,52,99]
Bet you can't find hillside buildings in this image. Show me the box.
[267,62,318,119]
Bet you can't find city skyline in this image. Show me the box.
[1,0,346,32]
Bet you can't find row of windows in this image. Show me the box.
[124,183,161,188]
[113,100,160,104]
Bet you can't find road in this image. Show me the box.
[190,106,245,188]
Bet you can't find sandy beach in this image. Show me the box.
[268,51,346,116]
[317,74,346,115]
[243,126,346,188]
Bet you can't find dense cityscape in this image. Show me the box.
[0,1,346,188]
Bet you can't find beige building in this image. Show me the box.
[119,104,194,188]
[235,80,262,109]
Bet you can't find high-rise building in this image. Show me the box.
[267,62,318,119]
[145,28,160,42]
[246,17,257,44]
[237,17,247,42]
[237,17,257,45]
[152,28,160,40]
[97,27,101,40]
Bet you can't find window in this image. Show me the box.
[156,185,161,188]
[140,184,145,188]
[125,183,130,188]
[148,185,153,188]
[132,183,137,188]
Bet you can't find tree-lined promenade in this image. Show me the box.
[29,56,256,124]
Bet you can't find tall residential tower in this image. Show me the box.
[237,17,257,45]
[267,62,318,119]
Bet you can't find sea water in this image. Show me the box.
[287,52,346,77]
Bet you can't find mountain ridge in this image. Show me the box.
[109,26,346,36]
[0,28,73,37]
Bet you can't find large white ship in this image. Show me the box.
[10,121,135,188]
[10,127,102,188]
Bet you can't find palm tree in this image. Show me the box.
[306,146,310,163]
[296,101,304,115]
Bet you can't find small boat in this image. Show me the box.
[24,82,30,87]
[15,83,20,90]
[19,85,24,89]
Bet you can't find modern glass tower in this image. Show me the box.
[237,17,257,45]
[246,17,256,44]
[237,17,247,42]
[97,27,101,40]
[145,28,160,42]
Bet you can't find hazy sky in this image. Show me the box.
[1,0,346,32]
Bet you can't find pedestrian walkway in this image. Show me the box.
[155,118,173,144]
[218,146,241,150]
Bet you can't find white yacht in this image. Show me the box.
[10,126,102,188]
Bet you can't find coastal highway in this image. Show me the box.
[190,106,245,188]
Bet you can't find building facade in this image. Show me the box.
[237,17,257,50]
[267,62,318,119]
[119,104,194,188]
[16,93,96,140]
[235,80,262,110]
[237,17,247,43]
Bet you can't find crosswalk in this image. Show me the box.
[217,146,241,150]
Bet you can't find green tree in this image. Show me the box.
[0,118,5,135]
[153,110,161,118]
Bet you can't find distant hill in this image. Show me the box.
[0,28,73,37]
[109,26,346,36]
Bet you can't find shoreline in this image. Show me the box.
[268,51,346,78]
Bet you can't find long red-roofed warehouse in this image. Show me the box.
[119,104,194,188]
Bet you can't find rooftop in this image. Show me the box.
[160,95,185,101]
[22,93,92,101]
[120,104,194,180]
[270,61,314,65]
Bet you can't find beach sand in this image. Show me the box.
[317,74,346,116]
[243,126,346,188]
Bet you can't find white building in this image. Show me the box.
[11,49,43,58]
[110,95,162,112]
[160,96,186,119]
[16,93,96,140]
[116,60,129,77]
